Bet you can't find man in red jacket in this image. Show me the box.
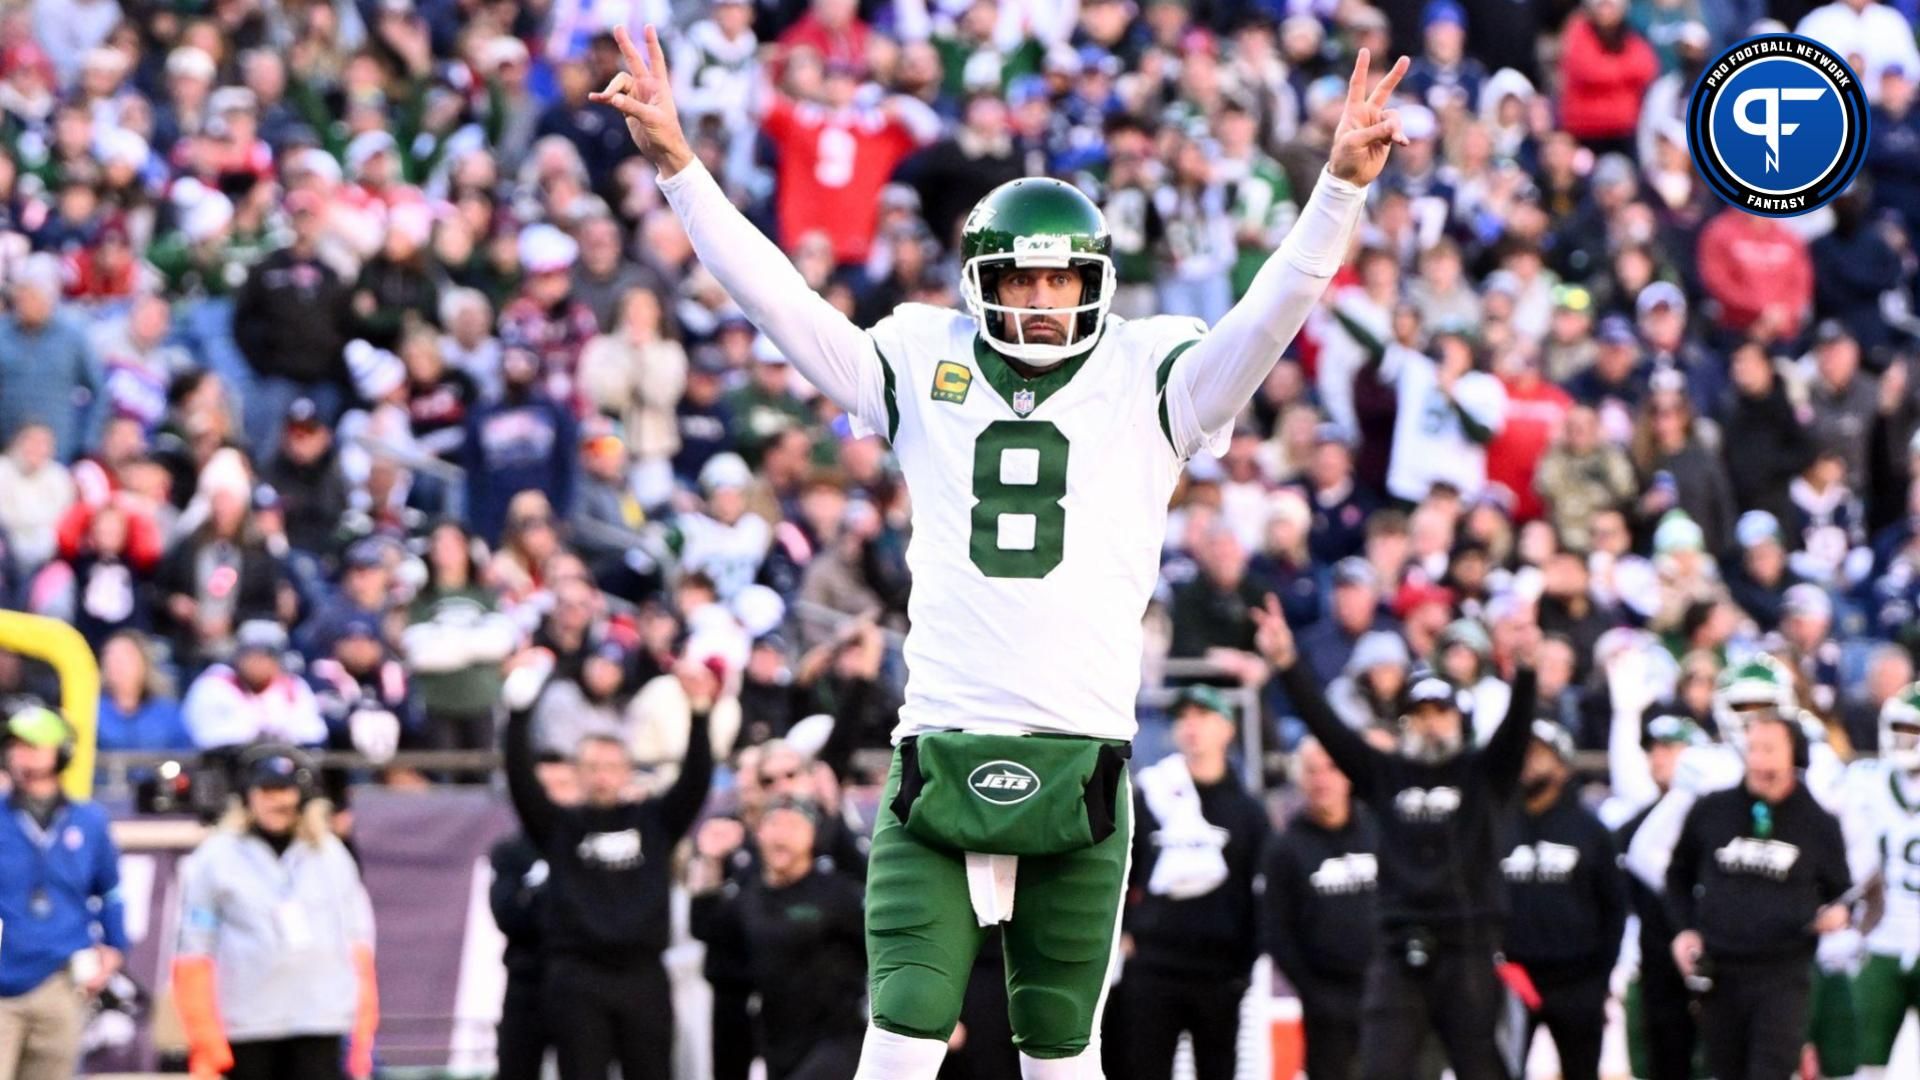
[1558,0,1658,156]
[761,65,938,266]
[1488,344,1573,523]
[1696,208,1814,346]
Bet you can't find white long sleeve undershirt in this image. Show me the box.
[657,160,1368,448]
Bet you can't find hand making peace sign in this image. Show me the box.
[591,25,696,178]
[1327,48,1413,187]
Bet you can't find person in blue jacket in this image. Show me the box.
[0,699,128,1080]
[463,347,578,545]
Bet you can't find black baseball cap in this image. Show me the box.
[243,746,312,791]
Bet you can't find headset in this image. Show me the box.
[2,696,75,775]
[234,742,322,804]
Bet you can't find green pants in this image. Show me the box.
[865,746,1132,1059]
[1854,953,1920,1066]
[1807,964,1860,1076]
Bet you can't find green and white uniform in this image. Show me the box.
[1843,759,1920,1068]
[659,154,1365,1077]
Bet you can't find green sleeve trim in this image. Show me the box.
[1452,397,1495,445]
[1331,306,1386,362]
[1155,338,1202,452]
[876,344,901,443]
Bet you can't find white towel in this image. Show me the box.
[965,852,1019,927]
[1136,755,1230,899]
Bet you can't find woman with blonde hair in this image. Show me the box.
[173,745,379,1080]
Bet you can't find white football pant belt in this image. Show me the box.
[966,852,1019,926]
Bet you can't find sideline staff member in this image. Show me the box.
[1263,737,1379,1080]
[503,651,716,1080]
[1254,596,1538,1080]
[0,702,127,1080]
[172,744,379,1080]
[1667,710,1850,1080]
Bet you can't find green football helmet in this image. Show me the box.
[958,177,1116,368]
[1712,653,1797,750]
[1880,682,1920,771]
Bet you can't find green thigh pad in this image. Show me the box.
[1807,963,1861,1076]
[1853,953,1920,1067]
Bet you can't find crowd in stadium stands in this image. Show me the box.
[3,0,1920,1071]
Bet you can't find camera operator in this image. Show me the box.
[501,649,716,1080]
[1253,597,1537,1080]
[689,796,867,1080]
[1262,737,1379,1080]
[1666,710,1851,1080]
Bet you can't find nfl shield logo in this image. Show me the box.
[1012,389,1036,415]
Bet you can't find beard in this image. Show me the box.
[1015,313,1070,344]
[1402,729,1464,764]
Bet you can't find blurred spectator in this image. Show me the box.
[761,67,935,266]
[1487,344,1571,523]
[1795,0,1920,96]
[897,92,1026,249]
[0,258,101,461]
[1812,183,1904,358]
[155,462,291,669]
[259,397,352,557]
[1721,343,1814,528]
[676,453,773,602]
[465,348,580,545]
[1803,322,1879,491]
[0,701,126,1080]
[403,520,517,754]
[1869,66,1920,241]
[1300,557,1395,682]
[1534,404,1638,553]
[1248,490,1322,630]
[171,745,379,1080]
[299,538,396,661]
[181,620,328,749]
[581,287,687,503]
[1168,520,1264,674]
[1785,445,1871,591]
[533,634,640,756]
[1300,426,1377,565]
[689,797,867,1080]
[1635,282,1723,422]
[1841,641,1912,749]
[1630,383,1736,556]
[95,630,190,755]
[1723,511,1803,631]
[0,423,76,574]
[500,224,601,409]
[1696,208,1813,346]
[309,612,415,767]
[1557,0,1657,156]
[231,191,350,453]
[1379,329,1509,505]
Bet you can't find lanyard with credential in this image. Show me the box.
[244,835,318,950]
[14,805,69,921]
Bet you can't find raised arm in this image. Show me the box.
[595,27,888,432]
[1159,51,1407,455]
[1252,595,1383,796]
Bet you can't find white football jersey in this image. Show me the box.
[861,305,1215,741]
[677,511,772,601]
[1841,760,1920,962]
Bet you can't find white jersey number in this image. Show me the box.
[970,420,1069,578]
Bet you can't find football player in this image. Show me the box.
[592,24,1410,1080]
[1842,687,1920,1080]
